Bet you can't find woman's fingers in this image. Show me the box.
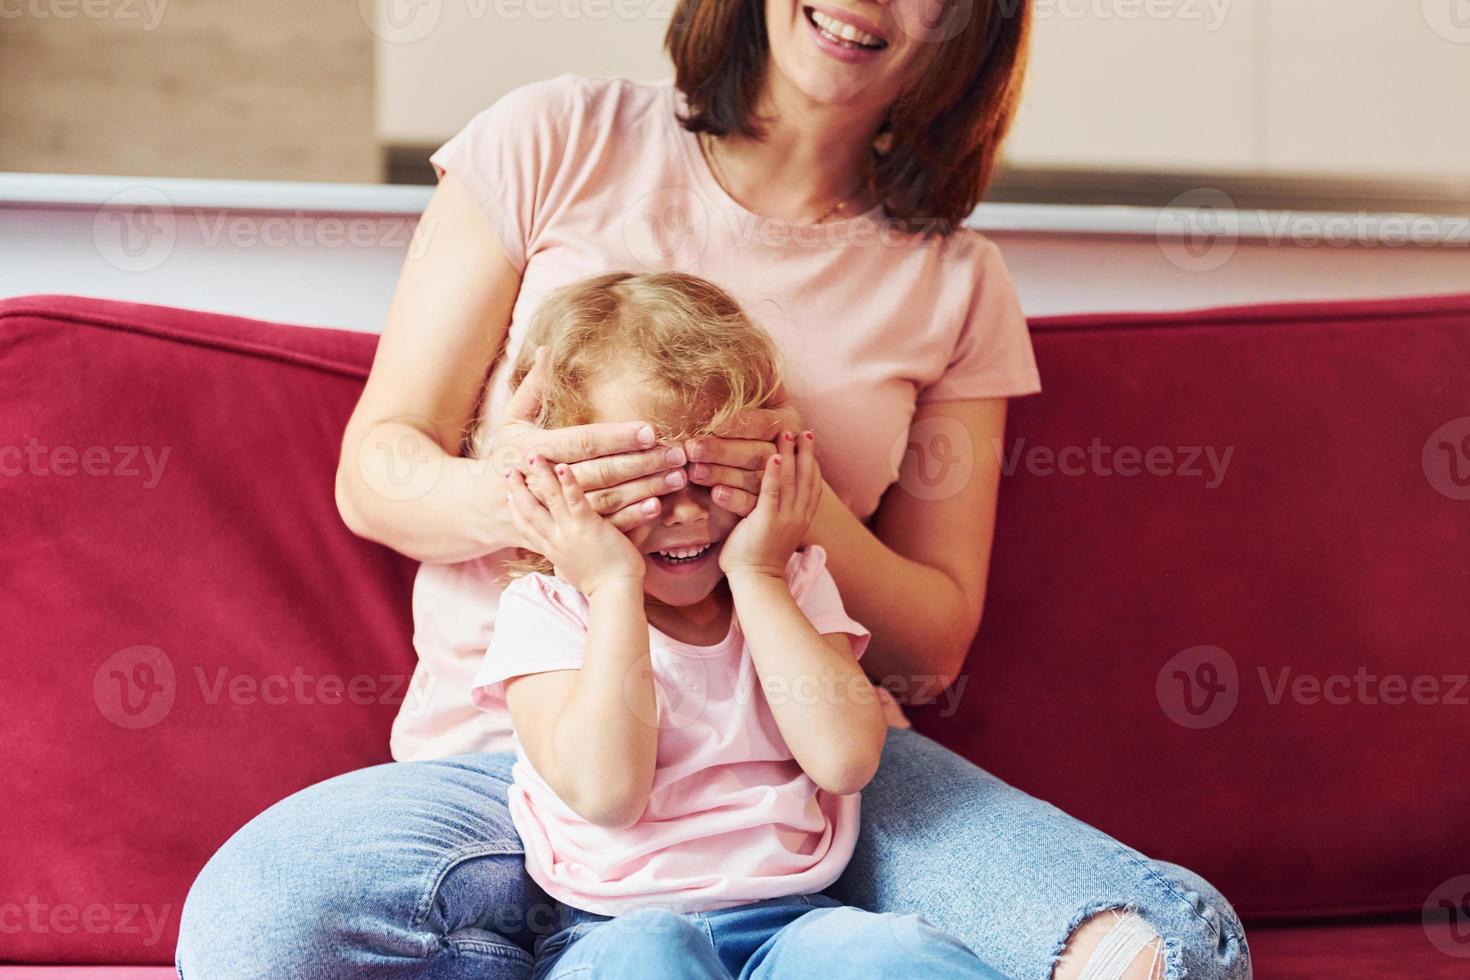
[567,443,687,495]
[503,345,547,425]
[584,468,687,517]
[710,407,787,442]
[685,436,774,475]
[605,496,664,531]
[711,485,757,518]
[528,420,660,467]
[685,460,763,496]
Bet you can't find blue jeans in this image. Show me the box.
[177,727,1249,979]
[532,894,1005,979]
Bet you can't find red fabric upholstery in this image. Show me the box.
[1244,920,1470,979]
[908,292,1470,925]
[3,291,1467,970]
[1,296,416,965]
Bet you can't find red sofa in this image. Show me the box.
[3,291,1468,977]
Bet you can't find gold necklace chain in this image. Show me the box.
[700,131,873,225]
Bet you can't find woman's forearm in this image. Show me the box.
[336,418,518,564]
[804,480,980,695]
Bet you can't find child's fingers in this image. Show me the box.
[525,455,569,520]
[553,462,591,516]
[505,491,550,556]
[794,430,819,515]
[505,469,554,550]
[777,431,797,508]
[754,450,782,511]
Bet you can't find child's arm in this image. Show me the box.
[721,432,887,795]
[499,456,658,829]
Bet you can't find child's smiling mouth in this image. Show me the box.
[646,540,722,573]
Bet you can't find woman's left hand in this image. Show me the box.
[684,399,805,517]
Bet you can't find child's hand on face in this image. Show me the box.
[506,455,651,596]
[718,431,821,582]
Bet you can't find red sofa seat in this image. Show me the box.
[3,291,1468,974]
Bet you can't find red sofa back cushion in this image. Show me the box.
[1,296,417,965]
[3,291,1467,964]
[911,292,1470,921]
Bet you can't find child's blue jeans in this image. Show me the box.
[533,893,1006,979]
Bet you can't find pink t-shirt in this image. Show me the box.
[471,545,870,915]
[395,73,1041,761]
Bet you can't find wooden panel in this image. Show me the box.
[0,0,376,181]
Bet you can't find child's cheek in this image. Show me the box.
[628,522,656,550]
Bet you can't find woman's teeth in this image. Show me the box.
[654,544,712,564]
[808,8,886,50]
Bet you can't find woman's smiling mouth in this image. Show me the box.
[804,5,890,52]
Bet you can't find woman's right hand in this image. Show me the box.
[490,345,689,535]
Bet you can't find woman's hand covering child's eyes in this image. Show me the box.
[717,431,822,580]
[684,401,807,517]
[494,345,689,532]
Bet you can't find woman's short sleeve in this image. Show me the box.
[428,75,576,274]
[917,236,1043,403]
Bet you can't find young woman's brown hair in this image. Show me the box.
[665,0,1032,234]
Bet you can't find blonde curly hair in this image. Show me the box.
[483,270,785,579]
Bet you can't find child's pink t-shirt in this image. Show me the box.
[396,73,1042,761]
[470,545,870,915]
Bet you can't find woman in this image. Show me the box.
[178,1,1250,978]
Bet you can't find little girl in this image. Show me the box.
[472,271,1004,979]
